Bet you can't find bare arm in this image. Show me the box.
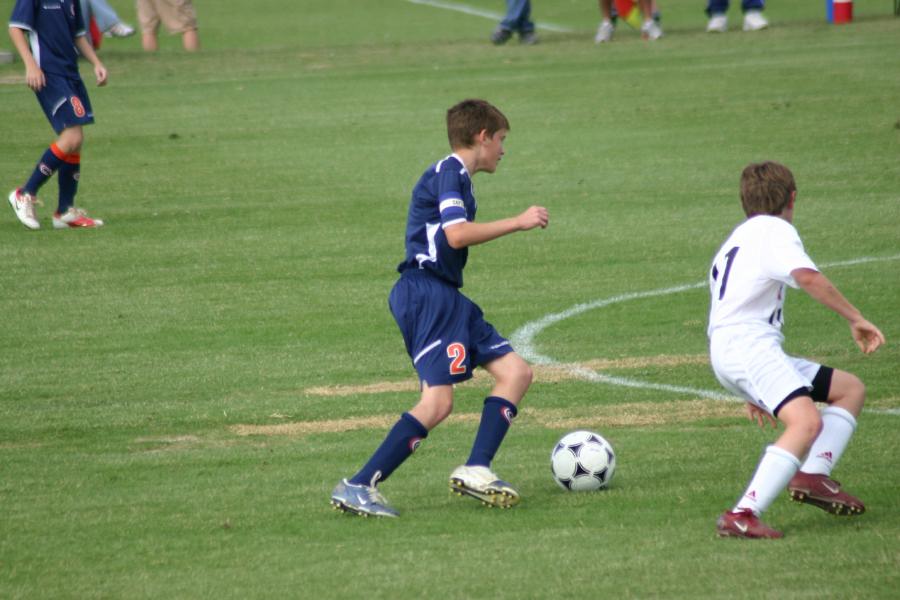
[444,205,548,249]
[8,26,45,91]
[792,267,885,354]
[74,35,107,86]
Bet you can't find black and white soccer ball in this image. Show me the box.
[550,430,616,491]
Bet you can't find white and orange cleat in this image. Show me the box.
[8,188,42,230]
[53,207,104,229]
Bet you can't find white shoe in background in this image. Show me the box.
[743,11,769,31]
[707,14,728,33]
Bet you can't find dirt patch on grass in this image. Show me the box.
[533,399,740,428]
[582,354,708,370]
[230,398,739,437]
[133,435,203,453]
[867,396,900,414]
[304,380,419,397]
[231,413,482,437]
[0,441,44,450]
[304,354,709,397]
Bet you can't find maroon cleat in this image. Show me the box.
[788,471,865,516]
[716,509,783,539]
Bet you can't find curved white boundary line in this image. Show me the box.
[510,254,900,415]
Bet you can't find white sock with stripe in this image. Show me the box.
[734,445,800,516]
[799,406,857,476]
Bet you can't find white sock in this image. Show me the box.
[734,445,800,516]
[799,406,857,476]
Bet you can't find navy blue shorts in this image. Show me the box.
[389,270,513,386]
[35,73,94,134]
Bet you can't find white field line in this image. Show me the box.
[406,0,574,33]
[510,254,900,415]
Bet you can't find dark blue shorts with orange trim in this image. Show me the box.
[389,269,513,387]
[35,73,94,134]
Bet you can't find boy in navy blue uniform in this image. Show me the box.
[331,99,549,517]
[8,0,107,230]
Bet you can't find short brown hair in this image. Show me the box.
[446,99,510,149]
[740,161,796,217]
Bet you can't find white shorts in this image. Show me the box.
[710,328,821,415]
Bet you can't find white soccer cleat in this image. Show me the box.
[594,20,615,44]
[8,188,41,230]
[706,14,728,33]
[449,465,520,508]
[742,11,769,31]
[52,207,104,229]
[640,20,663,41]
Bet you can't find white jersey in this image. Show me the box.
[707,215,817,339]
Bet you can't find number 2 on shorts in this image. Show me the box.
[447,342,467,375]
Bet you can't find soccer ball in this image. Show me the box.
[550,430,616,491]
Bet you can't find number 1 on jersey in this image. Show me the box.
[714,246,739,300]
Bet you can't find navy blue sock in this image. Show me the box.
[466,396,518,467]
[350,412,428,487]
[57,158,80,215]
[23,144,65,196]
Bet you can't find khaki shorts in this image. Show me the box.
[137,0,198,34]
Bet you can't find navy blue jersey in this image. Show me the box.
[9,0,86,79]
[397,154,477,288]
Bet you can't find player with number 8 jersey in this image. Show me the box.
[330,99,549,518]
[7,0,108,229]
[708,161,884,539]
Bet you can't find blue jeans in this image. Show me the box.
[500,0,534,34]
[706,0,765,15]
[80,0,123,32]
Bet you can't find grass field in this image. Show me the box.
[1,0,899,597]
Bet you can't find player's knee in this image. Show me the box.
[846,375,866,413]
[415,400,453,430]
[830,371,866,415]
[428,396,453,425]
[846,373,865,403]
[58,128,83,153]
[436,400,454,423]
[509,359,533,392]
[800,412,823,445]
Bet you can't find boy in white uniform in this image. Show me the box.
[707,161,885,539]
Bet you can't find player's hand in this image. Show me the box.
[94,64,108,87]
[25,64,45,91]
[517,205,549,231]
[745,402,776,429]
[850,318,884,354]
